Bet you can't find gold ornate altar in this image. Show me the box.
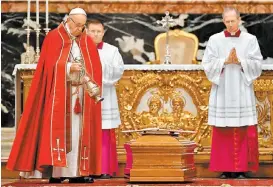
[115,64,273,178]
[8,64,273,178]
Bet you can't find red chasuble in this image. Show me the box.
[7,23,102,176]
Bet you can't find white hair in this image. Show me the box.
[222,7,240,18]
[63,14,69,22]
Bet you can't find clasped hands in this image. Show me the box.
[225,48,240,65]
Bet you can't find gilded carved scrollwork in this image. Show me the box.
[116,70,273,152]
[254,73,273,148]
[116,70,212,151]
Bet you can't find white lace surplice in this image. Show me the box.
[202,31,262,127]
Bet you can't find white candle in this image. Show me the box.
[45,0,48,25]
[27,0,31,25]
[36,0,39,26]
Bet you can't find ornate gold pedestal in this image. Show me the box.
[129,134,196,182]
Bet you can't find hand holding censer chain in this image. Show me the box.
[74,56,104,103]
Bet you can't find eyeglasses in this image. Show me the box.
[69,17,86,29]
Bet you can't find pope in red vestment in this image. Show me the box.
[7,8,102,183]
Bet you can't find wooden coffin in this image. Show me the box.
[127,133,196,182]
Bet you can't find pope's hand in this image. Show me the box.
[70,63,82,73]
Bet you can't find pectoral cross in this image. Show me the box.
[156,11,178,64]
[81,146,88,170]
[53,138,65,161]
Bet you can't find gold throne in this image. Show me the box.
[153,29,199,64]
